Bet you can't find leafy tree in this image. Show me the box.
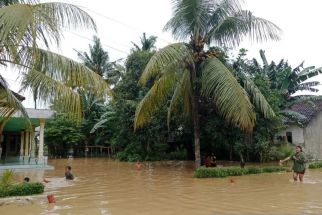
[0,0,111,122]
[45,114,85,157]
[134,0,280,168]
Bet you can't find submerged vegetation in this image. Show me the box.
[308,161,322,169]
[195,166,289,178]
[0,170,44,198]
[0,183,44,198]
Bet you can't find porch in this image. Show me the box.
[0,108,53,168]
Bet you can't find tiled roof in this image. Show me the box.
[285,100,322,124]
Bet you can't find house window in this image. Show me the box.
[286,132,293,144]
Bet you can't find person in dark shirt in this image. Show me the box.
[65,166,74,180]
[280,145,306,182]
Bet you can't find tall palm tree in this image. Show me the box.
[76,36,124,85]
[132,33,157,52]
[134,0,281,168]
[0,0,111,122]
[76,36,111,77]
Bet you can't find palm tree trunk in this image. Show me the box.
[192,94,201,169]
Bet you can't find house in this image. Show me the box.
[0,93,53,168]
[277,100,322,159]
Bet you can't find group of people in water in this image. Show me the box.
[21,145,307,185]
[201,145,307,182]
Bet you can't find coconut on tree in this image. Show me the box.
[134,0,281,168]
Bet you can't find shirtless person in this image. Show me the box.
[65,166,74,180]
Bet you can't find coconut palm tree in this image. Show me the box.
[134,0,281,168]
[76,36,112,77]
[0,0,111,122]
[132,33,157,52]
[76,36,124,85]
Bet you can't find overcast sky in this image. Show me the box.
[3,0,322,107]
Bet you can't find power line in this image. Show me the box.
[67,31,129,56]
[59,0,172,45]
[84,7,172,44]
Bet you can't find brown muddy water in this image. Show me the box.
[1,158,322,215]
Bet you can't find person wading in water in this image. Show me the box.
[280,145,306,182]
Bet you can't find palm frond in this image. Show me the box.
[208,10,281,47]
[0,2,96,48]
[139,43,193,86]
[134,69,178,130]
[167,69,192,128]
[298,67,322,81]
[164,0,212,40]
[90,119,108,133]
[20,68,83,119]
[17,47,112,99]
[201,57,255,131]
[207,0,242,29]
[0,74,29,125]
[241,74,275,118]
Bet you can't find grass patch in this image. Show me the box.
[308,161,322,169]
[0,182,44,198]
[195,166,289,178]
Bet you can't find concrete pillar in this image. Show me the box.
[20,131,25,156]
[38,119,45,161]
[20,131,25,158]
[30,126,36,157]
[24,131,29,156]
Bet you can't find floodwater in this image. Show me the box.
[1,158,322,215]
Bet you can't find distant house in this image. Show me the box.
[277,100,322,159]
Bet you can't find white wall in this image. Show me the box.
[304,112,322,159]
[277,125,304,145]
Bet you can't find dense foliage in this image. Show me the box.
[45,113,85,157]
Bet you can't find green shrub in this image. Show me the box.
[0,182,44,198]
[278,143,294,158]
[195,166,289,178]
[308,161,322,169]
[0,170,14,188]
[246,166,262,174]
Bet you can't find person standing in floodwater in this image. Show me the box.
[280,145,306,182]
[65,166,74,180]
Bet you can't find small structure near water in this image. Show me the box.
[0,108,53,169]
[277,100,322,159]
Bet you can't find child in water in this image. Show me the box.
[65,166,74,180]
[136,161,144,170]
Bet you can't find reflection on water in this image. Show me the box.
[1,158,322,214]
